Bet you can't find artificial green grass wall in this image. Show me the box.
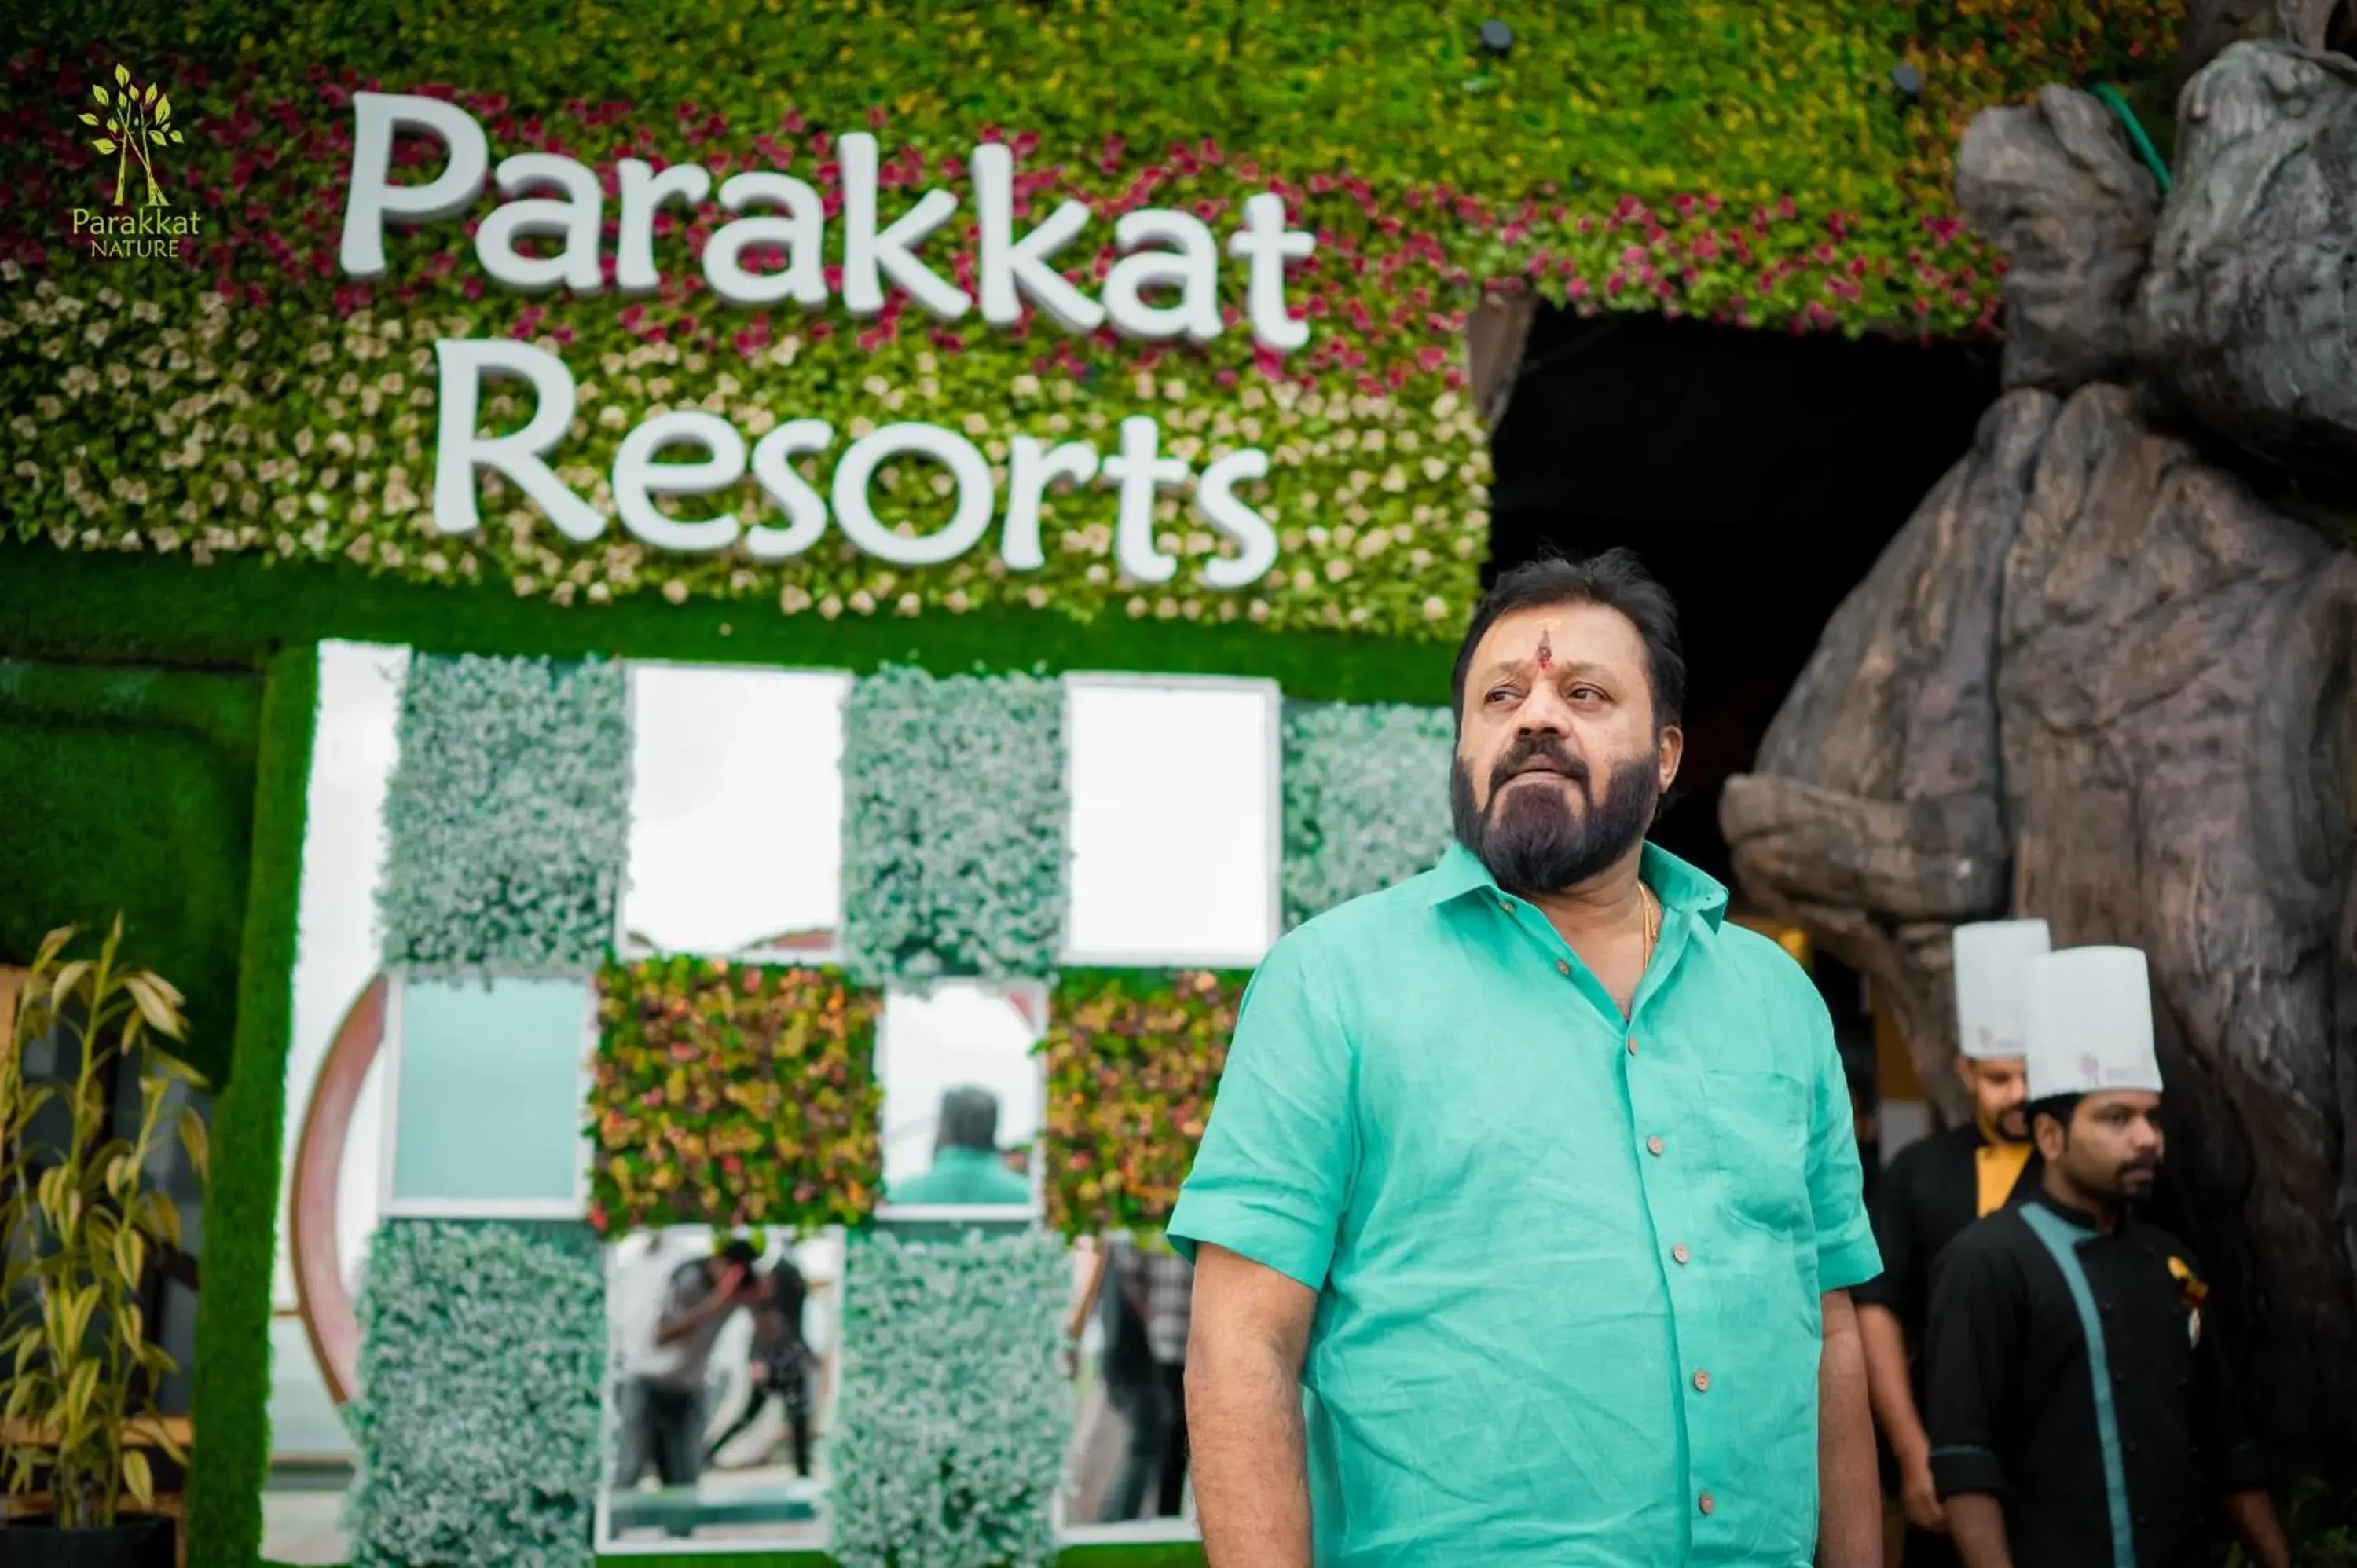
[0,656,262,1087]
[183,643,316,1568]
[0,544,1453,705]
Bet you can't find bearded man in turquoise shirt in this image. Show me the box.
[1168,550,1883,1567]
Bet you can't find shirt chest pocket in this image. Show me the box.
[1699,1068,1813,1238]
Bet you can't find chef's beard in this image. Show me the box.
[1451,736,1660,895]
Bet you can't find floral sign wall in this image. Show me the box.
[0,0,2181,646]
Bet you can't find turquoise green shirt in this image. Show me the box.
[1168,842,1880,1567]
[886,1145,1032,1207]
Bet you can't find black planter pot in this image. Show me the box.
[5,1514,176,1568]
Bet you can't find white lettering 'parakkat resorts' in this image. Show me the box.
[335,92,1311,584]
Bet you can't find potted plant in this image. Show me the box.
[1,918,208,1567]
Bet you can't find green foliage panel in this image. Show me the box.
[345,1218,608,1568]
[1281,700,1454,929]
[588,955,885,1234]
[0,658,260,1087]
[831,1230,1075,1568]
[379,651,631,970]
[841,666,1068,987]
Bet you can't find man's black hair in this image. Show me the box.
[2027,1093,2083,1140]
[717,1238,761,1268]
[937,1085,1001,1152]
[1450,549,1688,736]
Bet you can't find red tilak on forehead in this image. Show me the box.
[1537,631,1553,669]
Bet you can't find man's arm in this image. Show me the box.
[1857,1303,1941,1527]
[1853,1151,1941,1533]
[2220,1490,2291,1568]
[1923,1236,2022,1568]
[1187,1242,1318,1568]
[654,1266,742,1346]
[1164,935,1354,1568]
[1816,1290,1881,1568]
[1792,983,1884,1567]
[1945,1493,2014,1568]
[2190,1273,2289,1568]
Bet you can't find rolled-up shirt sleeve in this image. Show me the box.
[1801,984,1882,1293]
[1925,1236,2018,1499]
[1165,933,1356,1291]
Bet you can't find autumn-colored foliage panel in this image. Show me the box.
[587,954,883,1233]
[1041,969,1248,1237]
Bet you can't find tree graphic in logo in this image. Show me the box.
[79,64,181,208]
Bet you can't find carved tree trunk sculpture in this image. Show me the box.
[1724,382,2357,1464]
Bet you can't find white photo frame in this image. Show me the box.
[1058,672,1284,969]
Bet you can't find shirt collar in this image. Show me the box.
[1421,839,1730,929]
[2029,1187,2115,1236]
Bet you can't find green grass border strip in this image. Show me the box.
[0,545,1451,706]
[0,658,264,1086]
[184,643,317,1568]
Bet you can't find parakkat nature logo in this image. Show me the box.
[71,63,203,258]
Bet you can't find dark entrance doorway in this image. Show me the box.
[1486,306,1998,1116]
[1486,307,2000,892]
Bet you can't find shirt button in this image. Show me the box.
[1646,1136,1666,1157]
[1497,896,1513,911]
[1698,1490,1717,1516]
[1693,1368,1711,1393]
[1673,1244,1691,1266]
[1626,1034,1638,1055]
[1556,959,1571,976]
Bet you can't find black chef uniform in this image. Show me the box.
[1923,1189,2267,1568]
[1855,1121,2042,1566]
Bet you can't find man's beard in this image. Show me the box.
[1451,735,1660,895]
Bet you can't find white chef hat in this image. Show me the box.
[2022,945,2165,1101]
[1951,918,2052,1061]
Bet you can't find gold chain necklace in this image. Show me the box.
[1640,884,1660,973]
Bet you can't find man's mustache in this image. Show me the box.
[1490,738,1591,794]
